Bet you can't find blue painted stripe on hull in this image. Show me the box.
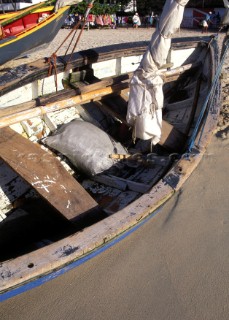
[0,207,161,302]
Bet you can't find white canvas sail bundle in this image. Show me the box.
[222,0,229,25]
[55,0,82,11]
[127,0,189,145]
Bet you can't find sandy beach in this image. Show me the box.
[0,27,228,319]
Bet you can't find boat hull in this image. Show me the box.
[0,7,69,65]
[0,36,221,299]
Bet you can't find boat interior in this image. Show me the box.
[0,37,218,265]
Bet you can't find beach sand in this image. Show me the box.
[0,28,228,319]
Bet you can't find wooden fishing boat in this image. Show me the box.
[0,35,222,300]
[0,3,52,21]
[0,0,46,13]
[0,3,69,65]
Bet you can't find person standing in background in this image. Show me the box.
[201,19,208,33]
[206,11,212,29]
[149,13,154,27]
[132,13,141,28]
[154,14,159,29]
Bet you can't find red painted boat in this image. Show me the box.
[0,3,69,65]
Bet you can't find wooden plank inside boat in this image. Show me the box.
[0,127,98,222]
[101,95,186,152]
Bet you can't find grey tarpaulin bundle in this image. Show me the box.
[44,120,127,176]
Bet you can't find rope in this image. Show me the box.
[53,19,82,56]
[47,53,58,92]
[187,36,229,152]
[65,1,95,67]
[47,0,95,90]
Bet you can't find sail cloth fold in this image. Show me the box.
[55,0,83,11]
[127,0,189,145]
[222,0,229,25]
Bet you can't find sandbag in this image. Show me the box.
[44,120,127,176]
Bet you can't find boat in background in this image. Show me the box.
[0,0,46,12]
[0,35,222,299]
[0,2,70,65]
[0,2,50,21]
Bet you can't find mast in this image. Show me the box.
[127,0,190,145]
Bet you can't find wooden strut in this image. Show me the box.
[0,82,129,128]
[0,126,98,222]
[0,62,198,218]
[0,61,201,118]
[0,79,185,152]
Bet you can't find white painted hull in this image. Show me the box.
[0,37,221,299]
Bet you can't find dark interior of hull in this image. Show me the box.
[0,45,209,262]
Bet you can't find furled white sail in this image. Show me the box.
[222,0,229,25]
[127,0,189,145]
[55,0,83,11]
[223,0,229,8]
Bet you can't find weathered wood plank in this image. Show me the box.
[104,190,139,215]
[160,120,186,151]
[0,82,129,128]
[0,42,148,96]
[92,175,127,191]
[98,98,186,152]
[93,174,150,193]
[0,127,98,222]
[0,101,36,118]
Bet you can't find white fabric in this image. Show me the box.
[55,0,82,11]
[127,0,189,145]
[202,20,208,27]
[133,14,141,26]
[222,0,229,25]
[223,0,229,8]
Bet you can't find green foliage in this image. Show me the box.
[69,0,225,17]
[71,1,87,14]
[134,0,224,14]
[71,1,120,15]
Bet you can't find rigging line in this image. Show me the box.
[65,0,95,68]
[54,19,81,56]
[187,36,229,152]
[64,25,80,57]
[47,0,95,91]
[65,18,88,67]
[51,0,95,57]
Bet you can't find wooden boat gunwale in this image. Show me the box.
[0,35,221,298]
[0,36,209,97]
